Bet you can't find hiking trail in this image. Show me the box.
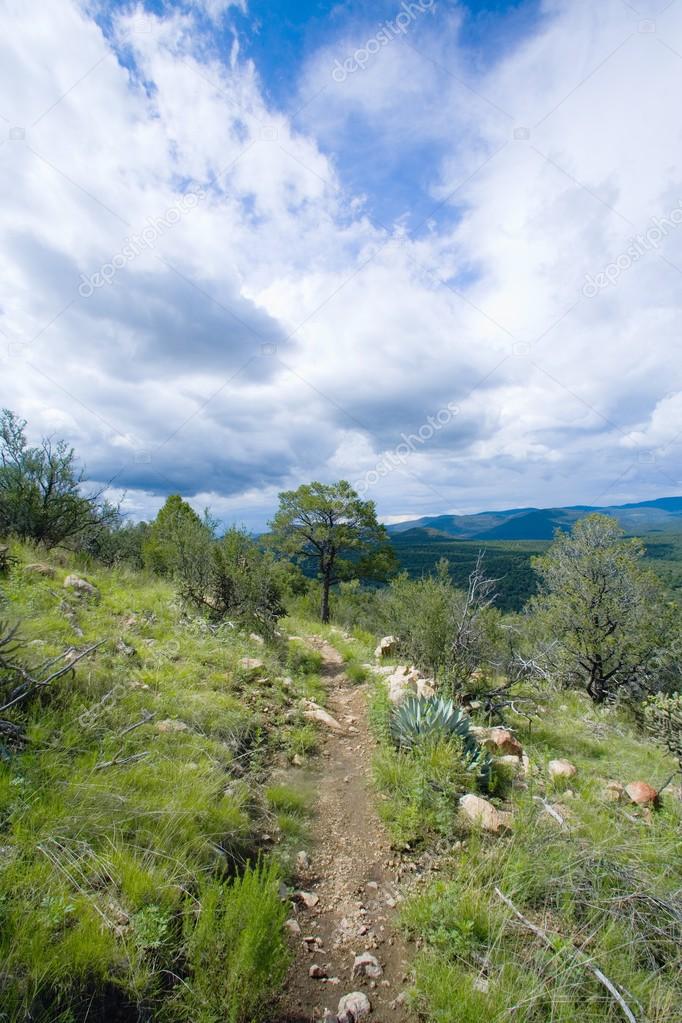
[277,638,414,1023]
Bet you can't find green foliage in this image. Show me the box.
[390,695,492,786]
[0,409,117,548]
[268,480,396,622]
[178,861,289,1023]
[530,514,676,702]
[286,638,323,676]
[373,736,473,847]
[644,691,682,768]
[142,494,209,577]
[381,558,505,694]
[0,544,309,1021]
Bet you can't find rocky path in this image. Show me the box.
[277,639,414,1023]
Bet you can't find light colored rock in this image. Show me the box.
[25,563,55,577]
[284,918,301,936]
[238,656,264,676]
[352,951,383,979]
[296,850,311,869]
[310,964,327,978]
[495,754,524,775]
[416,677,436,699]
[249,632,265,645]
[294,890,320,908]
[303,700,344,732]
[459,793,509,833]
[156,719,189,733]
[374,635,398,659]
[337,991,371,1022]
[386,666,418,705]
[625,780,658,806]
[292,754,304,766]
[548,758,577,780]
[604,780,625,802]
[63,574,98,597]
[473,976,489,993]
[486,727,523,757]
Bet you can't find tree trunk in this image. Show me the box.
[321,571,331,623]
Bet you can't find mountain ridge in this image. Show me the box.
[386,496,682,541]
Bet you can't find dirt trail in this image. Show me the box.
[277,639,414,1023]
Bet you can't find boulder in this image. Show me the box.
[352,951,383,979]
[63,574,98,598]
[548,758,577,780]
[386,666,418,705]
[374,635,398,659]
[302,700,344,732]
[25,563,55,577]
[625,781,658,806]
[485,728,523,757]
[459,793,509,833]
[337,991,371,1022]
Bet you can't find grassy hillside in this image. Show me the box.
[392,530,682,611]
[321,629,681,1023]
[0,544,322,1022]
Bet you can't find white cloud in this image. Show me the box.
[2,0,682,528]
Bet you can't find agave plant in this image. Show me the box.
[390,694,492,787]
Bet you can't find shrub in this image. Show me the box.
[390,695,491,787]
[179,861,289,1023]
[644,691,682,769]
[0,409,117,548]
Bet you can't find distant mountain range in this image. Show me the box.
[386,497,682,541]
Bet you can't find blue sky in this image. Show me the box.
[2,0,682,527]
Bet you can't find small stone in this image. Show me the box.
[473,976,489,993]
[302,700,344,732]
[337,991,371,1022]
[374,635,398,659]
[284,918,301,936]
[292,754,304,766]
[294,890,320,908]
[310,964,327,979]
[156,719,189,733]
[486,727,523,757]
[352,951,383,979]
[239,657,264,676]
[548,758,577,780]
[297,850,311,869]
[604,780,625,802]
[63,574,99,598]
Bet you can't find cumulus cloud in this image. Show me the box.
[2,0,682,528]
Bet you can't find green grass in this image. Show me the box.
[0,543,307,1022]
[395,689,682,1022]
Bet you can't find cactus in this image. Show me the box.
[390,694,492,787]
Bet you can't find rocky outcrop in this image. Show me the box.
[385,665,437,705]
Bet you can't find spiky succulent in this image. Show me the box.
[390,694,492,787]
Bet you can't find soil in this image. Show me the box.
[276,638,415,1023]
